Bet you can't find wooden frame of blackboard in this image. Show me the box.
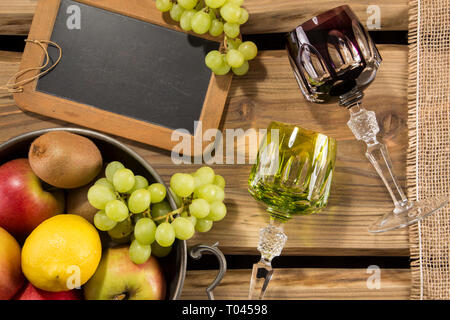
[13,0,232,155]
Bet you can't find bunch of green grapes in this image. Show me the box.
[170,166,227,233]
[155,0,258,76]
[87,162,226,265]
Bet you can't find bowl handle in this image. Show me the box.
[189,242,227,300]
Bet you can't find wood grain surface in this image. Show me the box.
[182,268,411,299]
[0,45,409,256]
[0,0,409,36]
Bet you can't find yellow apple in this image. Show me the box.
[0,227,24,299]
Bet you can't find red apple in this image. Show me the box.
[0,227,24,300]
[0,159,64,239]
[16,283,81,300]
[84,246,166,300]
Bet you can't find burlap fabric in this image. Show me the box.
[408,0,450,299]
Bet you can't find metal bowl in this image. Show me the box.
[0,127,189,299]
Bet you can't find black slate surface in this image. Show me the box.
[37,0,219,134]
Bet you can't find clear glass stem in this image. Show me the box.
[248,218,287,300]
[347,104,411,213]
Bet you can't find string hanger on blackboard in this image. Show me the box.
[0,39,62,94]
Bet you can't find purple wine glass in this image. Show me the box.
[285,5,448,233]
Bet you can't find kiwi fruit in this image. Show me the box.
[66,168,107,223]
[66,183,97,224]
[29,131,103,189]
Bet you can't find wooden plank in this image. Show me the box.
[182,268,411,299]
[243,0,409,34]
[0,0,36,35]
[0,0,409,35]
[0,45,410,256]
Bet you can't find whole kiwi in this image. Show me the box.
[66,169,106,223]
[29,131,103,189]
[66,183,97,224]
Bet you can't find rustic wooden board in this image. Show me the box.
[243,0,409,34]
[0,45,410,256]
[0,0,409,36]
[182,268,411,299]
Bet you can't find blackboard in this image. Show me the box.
[37,0,219,134]
[14,0,232,153]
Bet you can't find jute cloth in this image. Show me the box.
[408,0,450,299]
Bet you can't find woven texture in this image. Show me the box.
[408,0,450,299]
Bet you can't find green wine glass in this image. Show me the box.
[248,121,337,299]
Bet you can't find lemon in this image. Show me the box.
[22,214,102,292]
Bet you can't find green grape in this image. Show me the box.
[212,57,231,75]
[170,3,185,21]
[169,188,183,208]
[197,184,217,202]
[108,219,133,239]
[213,65,231,76]
[227,38,242,50]
[226,0,244,5]
[195,219,213,232]
[209,19,224,37]
[148,183,167,203]
[156,0,173,12]
[205,0,226,8]
[213,174,226,189]
[151,201,172,224]
[105,199,129,222]
[95,178,115,192]
[113,168,135,193]
[238,7,249,24]
[128,189,151,213]
[170,173,195,198]
[94,210,117,231]
[226,49,245,68]
[214,186,225,202]
[220,3,242,23]
[206,201,227,221]
[129,240,151,264]
[238,41,258,60]
[171,217,195,240]
[232,60,249,76]
[223,22,240,38]
[151,242,172,258]
[155,222,176,247]
[198,184,224,202]
[194,166,215,185]
[181,211,197,227]
[127,175,149,194]
[178,0,198,10]
[189,198,210,218]
[191,11,212,34]
[105,161,125,182]
[134,217,156,245]
[87,185,116,210]
[193,185,200,199]
[205,50,224,70]
[180,9,196,31]
[191,173,203,190]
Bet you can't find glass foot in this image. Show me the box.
[248,260,273,300]
[368,196,449,233]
